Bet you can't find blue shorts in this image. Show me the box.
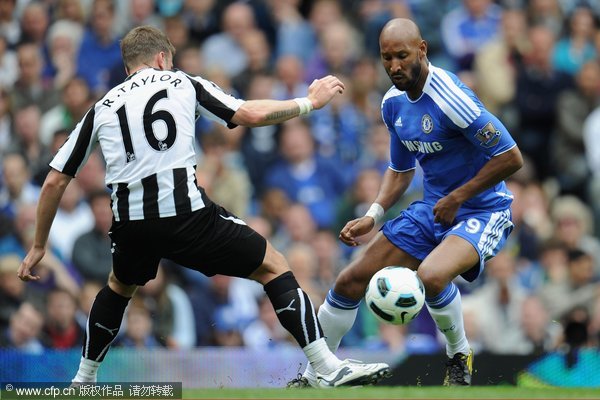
[382,201,513,282]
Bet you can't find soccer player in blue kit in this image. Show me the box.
[289,18,523,387]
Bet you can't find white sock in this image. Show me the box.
[304,300,359,377]
[426,285,470,358]
[72,357,100,383]
[302,337,342,375]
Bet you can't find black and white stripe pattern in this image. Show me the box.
[109,166,204,221]
[50,68,245,221]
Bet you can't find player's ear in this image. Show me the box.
[419,40,428,58]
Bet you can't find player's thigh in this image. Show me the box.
[421,208,513,294]
[110,221,162,286]
[418,235,479,296]
[334,231,421,300]
[168,204,268,279]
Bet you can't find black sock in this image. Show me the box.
[83,286,131,362]
[263,271,323,348]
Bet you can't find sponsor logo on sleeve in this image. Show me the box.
[475,121,501,148]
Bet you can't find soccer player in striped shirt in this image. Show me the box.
[17,26,390,388]
[291,18,523,387]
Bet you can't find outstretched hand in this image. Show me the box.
[17,246,46,282]
[307,75,345,110]
[339,216,375,247]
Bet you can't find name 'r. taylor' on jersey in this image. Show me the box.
[50,68,245,221]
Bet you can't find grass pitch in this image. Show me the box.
[184,386,600,399]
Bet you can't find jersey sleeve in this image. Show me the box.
[448,84,516,157]
[49,106,98,177]
[184,73,245,128]
[381,101,416,172]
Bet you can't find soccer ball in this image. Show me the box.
[365,266,425,325]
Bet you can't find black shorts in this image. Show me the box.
[109,202,267,286]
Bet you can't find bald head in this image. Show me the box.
[380,18,423,45]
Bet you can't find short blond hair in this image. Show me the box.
[120,25,176,72]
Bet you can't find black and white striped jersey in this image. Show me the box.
[50,68,245,221]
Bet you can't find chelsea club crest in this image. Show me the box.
[421,114,433,134]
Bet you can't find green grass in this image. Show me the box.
[184,386,600,399]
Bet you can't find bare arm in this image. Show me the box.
[433,146,523,225]
[339,168,415,246]
[231,75,345,127]
[17,169,72,281]
[374,168,415,211]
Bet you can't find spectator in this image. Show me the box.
[440,0,502,71]
[8,104,53,180]
[48,179,94,261]
[520,295,561,355]
[264,119,347,229]
[552,6,597,76]
[181,0,218,45]
[0,0,20,47]
[238,74,280,197]
[211,306,244,347]
[462,251,531,354]
[583,96,600,237]
[43,20,84,89]
[551,195,600,275]
[41,288,85,349]
[269,0,315,63]
[336,168,383,235]
[163,14,191,51]
[304,20,361,83]
[0,301,45,353]
[514,25,572,180]
[137,264,196,349]
[0,35,18,88]
[257,188,290,233]
[201,2,255,78]
[473,7,528,116]
[76,280,103,329]
[116,297,163,348]
[54,0,87,25]
[76,0,122,95]
[40,77,93,146]
[126,0,163,31]
[232,29,272,98]
[0,204,80,301]
[286,243,323,305]
[196,128,252,220]
[552,61,600,198]
[526,0,564,37]
[72,150,106,197]
[71,190,112,283]
[310,229,344,294]
[271,203,318,254]
[19,1,50,47]
[243,294,295,349]
[538,249,599,320]
[11,43,60,112]
[0,86,12,154]
[0,152,40,219]
[0,255,28,331]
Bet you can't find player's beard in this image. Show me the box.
[391,60,423,92]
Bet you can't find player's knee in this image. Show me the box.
[334,267,368,300]
[416,266,446,297]
[249,244,289,284]
[108,270,137,297]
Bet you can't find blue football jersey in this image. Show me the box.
[381,64,516,211]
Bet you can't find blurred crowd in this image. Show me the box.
[1,0,600,362]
